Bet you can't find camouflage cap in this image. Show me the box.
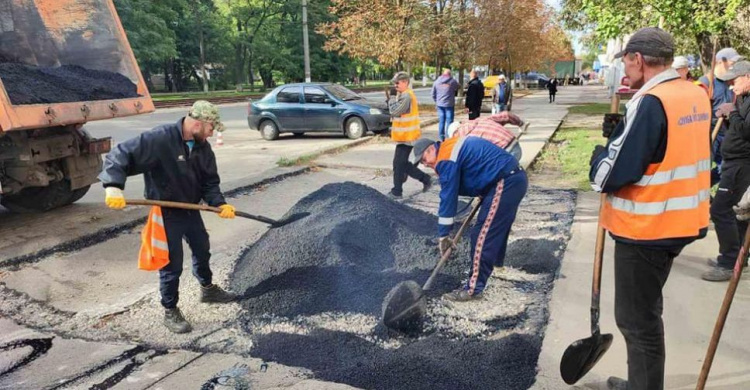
[189,100,225,132]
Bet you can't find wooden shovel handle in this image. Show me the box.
[695,226,750,389]
[590,193,607,335]
[711,117,724,144]
[125,199,222,214]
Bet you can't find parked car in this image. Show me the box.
[523,72,550,88]
[247,83,391,140]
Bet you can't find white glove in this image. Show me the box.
[733,187,750,221]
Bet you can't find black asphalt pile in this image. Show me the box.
[231,182,577,390]
[0,63,139,105]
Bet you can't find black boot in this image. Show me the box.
[200,284,238,303]
[164,307,192,334]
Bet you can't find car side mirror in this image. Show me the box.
[328,100,337,106]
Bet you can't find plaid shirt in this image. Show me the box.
[454,112,523,148]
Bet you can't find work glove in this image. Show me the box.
[733,187,750,221]
[590,145,607,166]
[104,187,126,209]
[438,237,455,257]
[715,102,736,118]
[602,113,623,138]
[218,204,236,219]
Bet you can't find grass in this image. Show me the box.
[534,126,602,191]
[151,90,262,102]
[276,154,318,167]
[567,103,621,116]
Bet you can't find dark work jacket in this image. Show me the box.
[98,119,226,207]
[465,78,485,110]
[720,94,750,162]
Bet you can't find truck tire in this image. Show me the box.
[0,180,80,213]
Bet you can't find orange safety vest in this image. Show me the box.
[601,79,711,240]
[391,89,421,143]
[138,206,170,271]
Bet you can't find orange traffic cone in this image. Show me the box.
[216,132,224,146]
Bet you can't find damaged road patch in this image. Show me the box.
[231,182,576,389]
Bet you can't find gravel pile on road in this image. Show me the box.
[0,63,139,105]
[232,182,576,390]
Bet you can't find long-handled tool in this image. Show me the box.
[710,117,724,144]
[382,199,482,333]
[695,226,750,389]
[560,193,614,384]
[126,199,309,228]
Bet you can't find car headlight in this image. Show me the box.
[369,108,383,115]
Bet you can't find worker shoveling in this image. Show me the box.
[382,200,481,333]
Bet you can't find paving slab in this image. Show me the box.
[534,191,750,390]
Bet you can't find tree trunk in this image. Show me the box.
[192,3,209,93]
[235,20,245,91]
[143,69,154,92]
[248,49,255,91]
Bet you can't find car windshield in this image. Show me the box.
[323,85,361,101]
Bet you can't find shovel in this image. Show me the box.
[560,193,614,384]
[125,199,309,228]
[382,199,482,333]
[695,226,750,389]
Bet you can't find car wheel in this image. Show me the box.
[260,120,279,141]
[292,132,305,137]
[345,116,366,139]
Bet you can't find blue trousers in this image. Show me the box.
[159,209,213,308]
[466,170,528,295]
[437,106,455,141]
[494,103,507,113]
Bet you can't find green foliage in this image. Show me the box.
[114,0,178,71]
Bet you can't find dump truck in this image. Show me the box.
[0,0,154,212]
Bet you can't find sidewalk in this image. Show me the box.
[534,192,750,389]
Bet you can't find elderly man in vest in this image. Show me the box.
[100,101,239,334]
[387,71,432,198]
[589,28,710,389]
[410,136,527,301]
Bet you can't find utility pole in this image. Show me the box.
[302,0,311,83]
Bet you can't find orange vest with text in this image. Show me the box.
[600,79,711,240]
[391,89,421,142]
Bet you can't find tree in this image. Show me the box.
[560,0,746,70]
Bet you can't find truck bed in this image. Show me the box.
[0,0,154,132]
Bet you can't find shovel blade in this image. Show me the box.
[560,333,614,385]
[381,281,426,333]
[270,212,310,228]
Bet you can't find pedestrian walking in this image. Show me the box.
[589,27,711,390]
[431,68,459,140]
[702,60,750,282]
[465,70,484,120]
[411,135,527,301]
[700,48,743,186]
[446,111,529,161]
[386,71,432,199]
[547,77,558,103]
[99,101,239,334]
[492,75,511,113]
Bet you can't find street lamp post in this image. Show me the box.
[302,0,311,83]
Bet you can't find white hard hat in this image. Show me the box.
[672,56,689,69]
[447,121,461,138]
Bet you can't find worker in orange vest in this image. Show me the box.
[99,101,238,334]
[386,71,432,198]
[589,28,711,389]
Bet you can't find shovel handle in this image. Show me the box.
[590,193,607,335]
[423,198,483,291]
[695,226,750,389]
[710,117,724,144]
[125,199,222,213]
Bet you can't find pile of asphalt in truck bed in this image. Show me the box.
[231,182,577,390]
[0,63,139,105]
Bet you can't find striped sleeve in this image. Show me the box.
[437,160,460,237]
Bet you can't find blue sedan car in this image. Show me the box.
[247,83,391,140]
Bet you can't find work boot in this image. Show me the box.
[388,190,403,199]
[422,177,433,193]
[200,284,238,303]
[701,266,733,282]
[164,308,192,334]
[443,289,482,302]
[707,257,749,271]
[606,376,628,390]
